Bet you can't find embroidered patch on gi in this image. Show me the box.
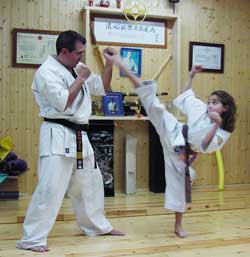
[217,136,223,146]
[65,148,70,153]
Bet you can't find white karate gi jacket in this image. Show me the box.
[135,81,231,213]
[32,55,106,158]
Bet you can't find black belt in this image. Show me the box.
[44,118,89,131]
[44,118,92,169]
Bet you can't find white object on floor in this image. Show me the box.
[125,134,137,194]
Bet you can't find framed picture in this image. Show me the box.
[12,28,61,68]
[102,92,124,116]
[189,41,224,73]
[120,47,142,77]
[90,13,167,48]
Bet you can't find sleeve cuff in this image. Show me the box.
[134,80,157,98]
[173,89,195,106]
[56,90,69,112]
[85,74,105,96]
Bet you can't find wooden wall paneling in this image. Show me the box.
[29,71,40,194]
[26,0,36,29]
[72,0,85,32]
[50,0,59,31]
[16,69,26,189]
[15,1,27,192]
[230,0,250,185]
[42,0,51,29]
[10,0,19,152]
[237,122,249,183]
[72,0,80,32]
[36,0,44,29]
[248,0,250,185]
[1,0,11,137]
[65,0,74,30]
[179,0,198,88]
[58,0,67,31]
[171,16,181,97]
[0,1,4,136]
[113,121,125,193]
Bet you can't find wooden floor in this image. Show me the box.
[1,185,250,257]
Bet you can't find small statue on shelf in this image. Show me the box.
[135,105,142,118]
[100,0,110,7]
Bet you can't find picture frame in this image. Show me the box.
[102,92,124,116]
[90,13,167,48]
[189,41,224,73]
[12,28,61,68]
[120,47,142,77]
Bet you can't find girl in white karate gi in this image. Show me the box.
[113,57,236,238]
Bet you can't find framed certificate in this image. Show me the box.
[12,28,61,68]
[189,41,224,73]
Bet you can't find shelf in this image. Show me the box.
[90,115,149,121]
[83,6,177,20]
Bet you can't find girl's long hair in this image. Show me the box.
[211,90,237,132]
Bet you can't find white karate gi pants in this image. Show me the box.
[156,111,196,213]
[16,154,112,249]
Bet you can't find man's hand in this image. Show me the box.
[190,65,203,78]
[208,111,222,126]
[103,47,118,66]
[76,64,91,82]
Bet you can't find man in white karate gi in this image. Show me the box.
[16,30,124,253]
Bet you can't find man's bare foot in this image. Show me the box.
[106,229,125,236]
[28,246,49,252]
[175,225,188,238]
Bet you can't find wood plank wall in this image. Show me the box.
[0,0,249,194]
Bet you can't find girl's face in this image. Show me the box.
[207,94,227,115]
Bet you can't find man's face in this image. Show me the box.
[65,40,85,68]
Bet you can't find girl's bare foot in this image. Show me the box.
[28,246,49,252]
[107,229,125,236]
[175,225,188,238]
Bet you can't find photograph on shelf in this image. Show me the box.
[120,47,142,77]
[102,92,124,116]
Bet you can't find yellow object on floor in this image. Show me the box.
[0,136,12,162]
[216,150,224,191]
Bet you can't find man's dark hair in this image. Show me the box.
[56,30,86,55]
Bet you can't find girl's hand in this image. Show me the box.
[208,111,222,126]
[190,65,203,78]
